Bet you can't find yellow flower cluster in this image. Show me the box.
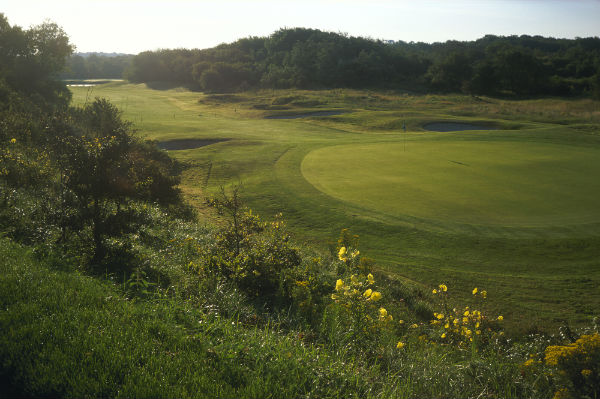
[545,333,600,366]
[543,333,600,399]
[379,307,393,322]
[581,369,592,377]
[331,271,394,339]
[430,284,503,346]
[522,357,541,368]
[332,274,380,302]
[432,283,448,295]
[338,246,359,262]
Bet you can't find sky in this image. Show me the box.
[3,0,600,54]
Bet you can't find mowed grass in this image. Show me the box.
[70,83,600,332]
[302,140,600,227]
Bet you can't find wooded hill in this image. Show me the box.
[123,28,600,97]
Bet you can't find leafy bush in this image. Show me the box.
[195,188,302,305]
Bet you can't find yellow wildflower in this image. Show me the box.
[581,369,592,377]
[523,358,535,367]
[379,307,388,318]
[436,313,444,320]
[369,291,382,301]
[464,310,470,317]
[338,247,347,261]
[363,289,372,298]
[472,287,478,295]
[335,279,344,291]
[350,274,359,285]
[439,284,448,292]
[410,323,418,328]
[367,273,374,284]
[497,315,503,321]
[481,290,487,298]
[441,333,446,339]
[351,249,359,258]
[444,323,450,329]
[432,289,438,294]
[10,138,17,144]
[398,320,404,324]
[331,293,338,300]
[396,341,405,349]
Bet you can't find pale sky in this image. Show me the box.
[3,0,600,54]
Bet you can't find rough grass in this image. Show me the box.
[0,239,372,398]
[69,83,600,332]
[1,237,556,398]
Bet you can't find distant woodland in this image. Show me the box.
[62,53,134,79]
[63,28,600,97]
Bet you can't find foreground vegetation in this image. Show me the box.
[2,212,599,398]
[2,13,600,398]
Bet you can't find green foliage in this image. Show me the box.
[0,211,594,399]
[125,27,600,96]
[0,15,186,270]
[0,13,74,109]
[197,187,302,304]
[40,99,184,266]
[61,53,134,80]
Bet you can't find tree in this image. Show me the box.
[427,51,474,93]
[0,14,74,108]
[49,99,183,264]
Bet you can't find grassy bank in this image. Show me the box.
[0,231,565,398]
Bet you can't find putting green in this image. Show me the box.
[301,140,600,227]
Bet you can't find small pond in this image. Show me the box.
[265,110,346,119]
[157,138,229,151]
[423,122,497,132]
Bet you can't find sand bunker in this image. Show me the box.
[265,111,346,119]
[157,138,229,151]
[423,122,497,132]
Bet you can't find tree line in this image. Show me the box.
[61,53,134,80]
[122,28,600,98]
